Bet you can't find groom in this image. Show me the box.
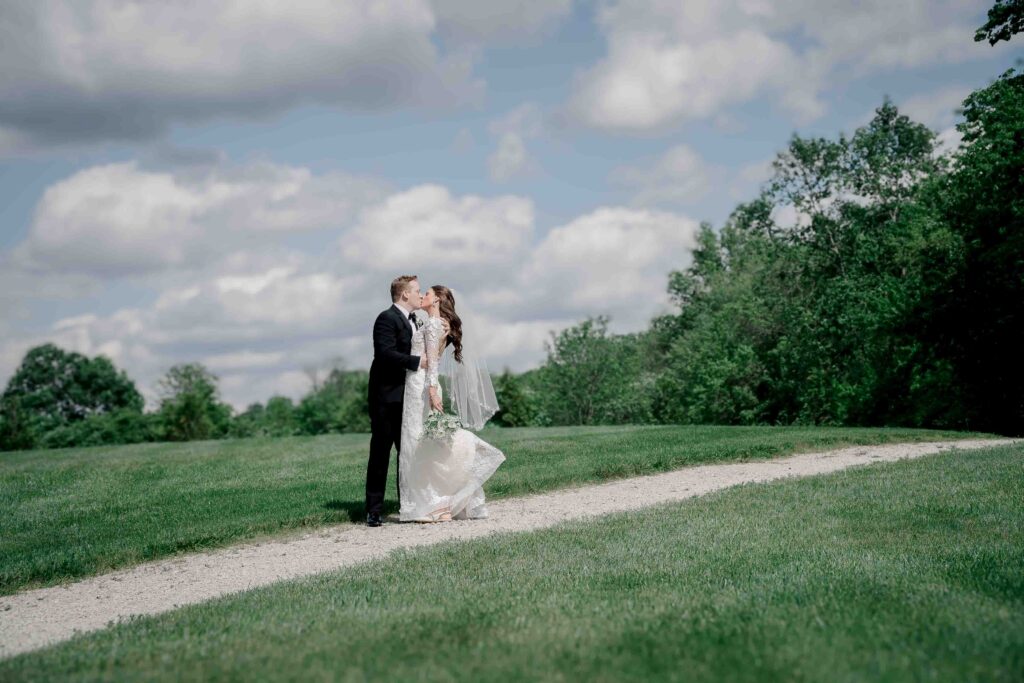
[365,275,427,527]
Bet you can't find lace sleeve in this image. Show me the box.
[425,318,442,388]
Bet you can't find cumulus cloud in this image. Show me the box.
[488,133,531,181]
[13,159,388,278]
[899,84,974,155]
[1,157,702,408]
[341,184,535,274]
[0,246,374,408]
[0,0,484,154]
[487,103,544,181]
[611,144,725,206]
[519,206,700,327]
[899,84,972,130]
[573,25,819,130]
[570,0,1001,131]
[934,126,965,154]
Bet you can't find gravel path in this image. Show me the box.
[1,437,1018,659]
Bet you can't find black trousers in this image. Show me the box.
[365,400,403,516]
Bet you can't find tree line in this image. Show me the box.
[498,6,1023,437]
[1,4,1020,450]
[0,345,372,450]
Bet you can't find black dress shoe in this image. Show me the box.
[366,512,383,527]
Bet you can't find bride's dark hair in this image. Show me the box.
[430,285,463,363]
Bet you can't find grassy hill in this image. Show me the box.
[0,425,995,595]
[2,439,1020,681]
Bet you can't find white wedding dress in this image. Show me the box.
[399,315,506,522]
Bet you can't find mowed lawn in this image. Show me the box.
[1,442,1020,681]
[0,424,994,595]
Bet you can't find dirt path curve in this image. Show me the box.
[1,438,1018,659]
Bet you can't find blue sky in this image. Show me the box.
[0,1,1020,409]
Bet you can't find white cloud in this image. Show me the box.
[899,84,972,130]
[13,159,388,278]
[487,103,544,182]
[203,350,287,372]
[0,0,483,153]
[0,248,372,409]
[219,370,312,409]
[770,203,812,232]
[935,126,965,154]
[573,24,817,130]
[570,0,1000,132]
[488,133,530,181]
[1,163,701,409]
[341,184,535,273]
[522,206,700,326]
[612,144,724,206]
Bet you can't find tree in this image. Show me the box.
[263,396,298,437]
[295,367,370,434]
[650,98,965,428]
[538,317,652,425]
[0,343,143,450]
[40,409,160,449]
[492,370,534,427]
[919,66,1024,434]
[230,402,266,438]
[156,363,231,441]
[0,400,36,451]
[652,222,777,425]
[975,0,1023,45]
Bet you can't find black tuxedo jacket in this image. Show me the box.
[368,305,421,406]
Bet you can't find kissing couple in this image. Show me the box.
[364,275,506,527]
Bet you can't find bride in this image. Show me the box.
[398,285,506,523]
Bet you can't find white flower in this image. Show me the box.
[423,411,462,441]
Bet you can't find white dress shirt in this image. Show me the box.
[392,301,417,334]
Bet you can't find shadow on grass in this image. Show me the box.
[323,499,399,523]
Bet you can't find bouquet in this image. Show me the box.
[423,410,462,441]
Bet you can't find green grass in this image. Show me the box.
[2,441,1020,681]
[0,424,995,595]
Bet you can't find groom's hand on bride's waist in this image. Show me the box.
[419,356,427,369]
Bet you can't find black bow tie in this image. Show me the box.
[408,312,416,323]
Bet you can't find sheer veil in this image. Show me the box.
[438,291,499,430]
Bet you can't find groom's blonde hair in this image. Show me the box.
[390,275,418,302]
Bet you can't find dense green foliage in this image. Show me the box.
[516,64,1022,436]
[924,67,1024,435]
[156,363,233,441]
[4,442,1020,680]
[469,33,1024,436]
[228,370,372,439]
[0,424,980,595]
[643,71,1022,435]
[975,0,1023,44]
[491,370,535,427]
[531,316,654,425]
[295,366,370,435]
[0,344,144,450]
[0,350,375,449]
